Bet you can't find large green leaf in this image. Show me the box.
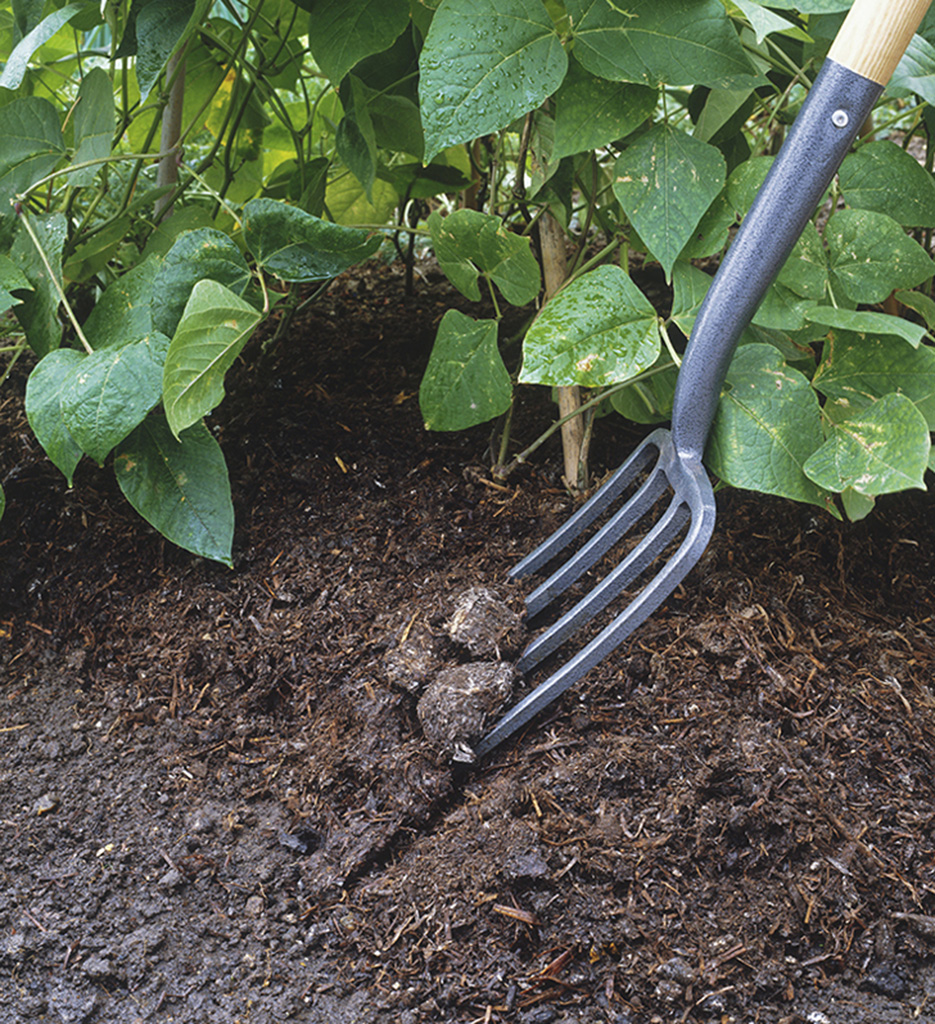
[83,256,160,348]
[520,265,659,386]
[552,58,656,161]
[126,0,213,102]
[803,393,929,496]
[419,311,512,431]
[242,197,382,281]
[812,329,935,428]
[307,0,410,85]
[567,0,761,89]
[613,124,726,281]
[427,209,541,306]
[11,212,66,356]
[826,209,935,304]
[419,0,568,163]
[60,337,166,464]
[0,2,88,91]
[890,33,935,106]
[24,348,85,486]
[163,280,263,438]
[68,67,114,187]
[707,343,832,509]
[0,97,65,214]
[152,229,251,337]
[114,416,234,567]
[839,141,935,228]
[805,306,928,348]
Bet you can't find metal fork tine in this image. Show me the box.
[510,429,665,579]
[474,498,715,760]
[518,493,690,674]
[524,462,669,618]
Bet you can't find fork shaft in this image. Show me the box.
[671,57,881,462]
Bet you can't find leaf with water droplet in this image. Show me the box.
[419,0,567,162]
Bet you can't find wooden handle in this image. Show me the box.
[828,0,932,84]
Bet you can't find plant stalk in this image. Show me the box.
[539,209,586,491]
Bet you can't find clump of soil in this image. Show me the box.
[2,257,935,1024]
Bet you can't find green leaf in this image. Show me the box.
[163,280,263,438]
[60,337,165,464]
[826,209,935,305]
[324,174,398,226]
[0,97,65,215]
[707,343,833,509]
[24,348,85,485]
[726,154,774,215]
[752,283,815,331]
[63,215,131,283]
[419,311,512,431]
[370,94,424,161]
[613,124,726,281]
[803,393,929,496]
[552,58,656,161]
[812,329,935,428]
[567,0,761,89]
[307,0,410,85]
[520,265,659,386]
[242,197,382,282]
[336,76,377,200]
[679,192,734,261]
[841,487,876,522]
[0,252,31,314]
[68,67,114,187]
[609,351,678,424]
[419,0,568,163]
[0,2,88,91]
[131,0,213,102]
[839,140,935,228]
[775,220,828,299]
[152,229,251,337]
[890,33,935,106]
[805,306,927,348]
[11,212,65,356]
[895,288,935,330]
[114,415,234,566]
[83,256,160,347]
[730,0,802,43]
[427,209,541,306]
[693,87,753,144]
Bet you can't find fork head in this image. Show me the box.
[473,428,716,759]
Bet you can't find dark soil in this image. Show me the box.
[3,258,935,1024]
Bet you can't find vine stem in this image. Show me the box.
[16,210,92,355]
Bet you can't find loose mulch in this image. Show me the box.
[2,256,935,1024]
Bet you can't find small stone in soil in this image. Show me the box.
[446,587,521,657]
[417,661,515,762]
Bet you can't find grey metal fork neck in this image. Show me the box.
[670,58,883,463]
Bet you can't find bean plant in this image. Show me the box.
[1,0,934,566]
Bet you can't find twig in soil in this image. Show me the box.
[492,904,539,926]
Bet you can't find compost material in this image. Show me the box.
[2,258,935,1024]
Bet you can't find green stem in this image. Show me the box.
[17,211,92,355]
[494,361,676,478]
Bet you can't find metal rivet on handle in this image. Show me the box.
[831,109,849,128]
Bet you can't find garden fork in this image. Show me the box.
[475,0,932,759]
